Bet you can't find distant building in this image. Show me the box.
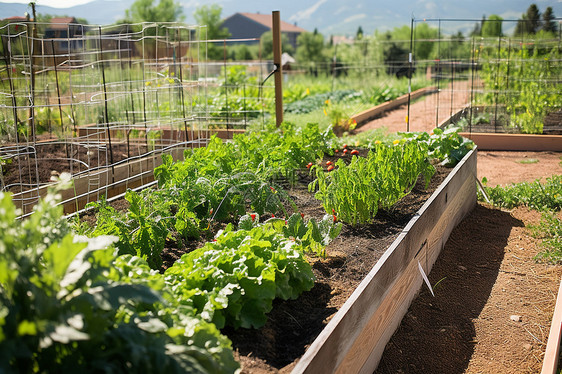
[44,17,84,55]
[221,12,307,50]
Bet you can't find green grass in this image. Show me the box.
[479,175,562,263]
[532,211,562,264]
[517,158,539,164]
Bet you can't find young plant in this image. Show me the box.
[310,140,435,225]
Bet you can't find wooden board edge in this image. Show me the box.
[292,148,477,374]
[352,87,436,125]
[459,133,562,152]
[541,278,562,374]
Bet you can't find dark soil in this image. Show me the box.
[1,141,145,194]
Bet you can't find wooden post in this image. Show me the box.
[272,11,283,127]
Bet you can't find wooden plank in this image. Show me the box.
[358,174,477,373]
[459,132,562,151]
[541,278,562,374]
[352,87,436,125]
[292,148,477,374]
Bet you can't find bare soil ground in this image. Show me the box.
[357,84,562,373]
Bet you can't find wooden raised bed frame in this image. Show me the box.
[292,147,477,373]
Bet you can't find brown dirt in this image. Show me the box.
[375,204,562,374]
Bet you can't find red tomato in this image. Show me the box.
[250,213,256,221]
[326,161,333,166]
[350,149,359,155]
[327,165,334,171]
[343,149,348,154]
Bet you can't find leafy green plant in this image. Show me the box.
[480,175,562,211]
[163,218,317,329]
[0,191,238,374]
[400,126,475,167]
[87,190,169,270]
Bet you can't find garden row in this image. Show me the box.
[0,122,474,373]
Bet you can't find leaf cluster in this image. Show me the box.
[86,123,335,270]
[481,174,562,211]
[0,192,238,373]
[401,126,475,167]
[310,140,435,225]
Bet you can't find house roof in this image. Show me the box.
[49,17,78,30]
[3,16,30,22]
[234,13,307,33]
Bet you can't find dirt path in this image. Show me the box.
[356,81,562,187]
[375,204,562,374]
[354,84,562,373]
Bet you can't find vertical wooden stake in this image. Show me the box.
[272,11,283,127]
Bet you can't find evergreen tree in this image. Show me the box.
[541,7,558,33]
[356,26,364,40]
[526,4,541,33]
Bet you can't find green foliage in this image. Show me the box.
[285,90,361,114]
[260,31,294,59]
[400,126,475,167]
[125,0,184,23]
[194,4,231,60]
[87,191,169,269]
[163,219,317,329]
[296,31,326,67]
[481,15,503,37]
[0,192,238,374]
[87,123,335,270]
[310,139,435,225]
[532,211,562,263]
[478,41,561,134]
[480,175,562,211]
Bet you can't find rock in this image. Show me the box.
[523,343,532,350]
[458,265,467,271]
[510,315,522,322]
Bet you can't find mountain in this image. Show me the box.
[1,0,561,36]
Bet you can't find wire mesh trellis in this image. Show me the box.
[0,20,274,213]
[407,17,562,134]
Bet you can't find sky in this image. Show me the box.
[2,0,93,7]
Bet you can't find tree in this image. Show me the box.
[295,31,325,74]
[481,15,503,37]
[193,4,230,60]
[515,4,541,35]
[356,26,364,40]
[125,0,184,23]
[541,7,558,34]
[260,31,294,59]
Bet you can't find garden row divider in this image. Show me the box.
[292,147,477,374]
[541,278,562,374]
[458,133,562,152]
[351,86,437,126]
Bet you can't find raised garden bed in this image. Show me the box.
[213,148,476,373]
[440,107,562,151]
[289,147,476,373]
